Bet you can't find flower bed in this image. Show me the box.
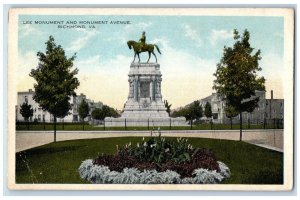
[78,134,231,184]
[78,159,230,184]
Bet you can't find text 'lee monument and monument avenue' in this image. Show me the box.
[105,32,186,126]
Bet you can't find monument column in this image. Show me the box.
[153,78,156,101]
[150,80,153,101]
[137,78,140,101]
[134,78,138,101]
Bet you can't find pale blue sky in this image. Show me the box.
[17,15,284,109]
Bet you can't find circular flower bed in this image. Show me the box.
[78,134,231,184]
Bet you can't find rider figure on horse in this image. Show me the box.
[139,31,146,51]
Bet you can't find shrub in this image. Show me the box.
[118,134,196,164]
[78,159,231,184]
[93,136,221,178]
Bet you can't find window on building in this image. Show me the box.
[25,96,28,103]
[212,113,218,119]
[38,114,41,121]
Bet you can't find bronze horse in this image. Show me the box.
[127,40,161,63]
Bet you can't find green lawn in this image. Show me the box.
[16,137,283,184]
[16,123,280,131]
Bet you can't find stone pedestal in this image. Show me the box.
[105,63,186,127]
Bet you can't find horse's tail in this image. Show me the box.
[154,44,161,54]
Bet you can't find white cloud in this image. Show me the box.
[74,54,132,108]
[182,24,202,47]
[149,37,217,108]
[209,29,233,46]
[125,22,153,31]
[19,24,42,37]
[136,22,153,29]
[66,29,99,52]
[274,32,284,39]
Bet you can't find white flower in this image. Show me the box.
[144,142,147,147]
[165,148,169,152]
[158,127,160,131]
[137,143,139,147]
[142,137,145,141]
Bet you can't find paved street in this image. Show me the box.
[15,129,283,152]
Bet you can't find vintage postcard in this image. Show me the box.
[7,8,294,191]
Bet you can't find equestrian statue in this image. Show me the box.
[127,31,161,63]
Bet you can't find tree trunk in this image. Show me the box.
[82,119,84,130]
[54,116,57,142]
[27,119,29,130]
[230,117,233,129]
[239,112,242,141]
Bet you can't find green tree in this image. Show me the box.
[189,100,203,121]
[91,105,120,122]
[30,36,79,141]
[78,100,89,130]
[91,108,102,120]
[20,102,34,130]
[213,29,265,140]
[164,100,172,116]
[101,105,120,119]
[204,102,212,118]
[225,104,239,129]
[171,101,203,123]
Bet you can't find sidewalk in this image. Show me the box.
[15,129,283,152]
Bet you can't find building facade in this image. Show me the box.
[199,90,284,124]
[16,89,103,122]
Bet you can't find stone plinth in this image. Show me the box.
[105,62,187,126]
[105,117,186,127]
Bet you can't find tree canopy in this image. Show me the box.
[204,102,212,118]
[172,100,203,121]
[91,105,120,120]
[30,36,79,141]
[91,108,102,120]
[20,102,34,121]
[213,29,265,140]
[78,100,90,121]
[30,36,80,119]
